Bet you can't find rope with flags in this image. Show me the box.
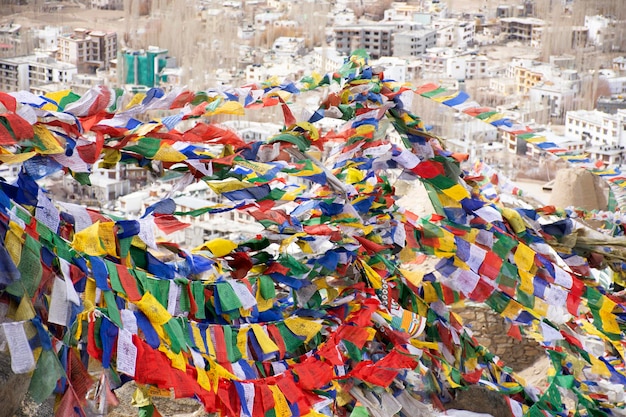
[0,50,626,417]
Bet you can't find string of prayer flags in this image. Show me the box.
[3,49,626,417]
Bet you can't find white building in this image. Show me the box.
[371,57,407,83]
[432,19,475,49]
[311,47,346,74]
[613,56,626,73]
[584,15,624,51]
[255,12,284,26]
[244,61,304,84]
[0,54,77,92]
[419,48,488,80]
[565,109,626,165]
[32,26,62,53]
[383,3,421,22]
[272,37,306,58]
[600,74,626,96]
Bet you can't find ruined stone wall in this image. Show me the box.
[453,304,545,371]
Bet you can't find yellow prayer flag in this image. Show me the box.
[518,268,535,295]
[126,93,146,109]
[599,307,621,334]
[284,317,323,343]
[345,167,365,184]
[502,208,526,234]
[514,242,535,272]
[131,386,153,408]
[198,238,237,258]
[5,221,24,265]
[400,268,423,287]
[98,221,118,257]
[152,143,187,162]
[442,183,470,201]
[159,346,186,372]
[268,385,292,417]
[359,259,382,289]
[83,278,97,312]
[590,355,612,378]
[195,366,213,391]
[15,294,36,321]
[204,100,245,116]
[33,124,64,154]
[0,150,36,164]
[237,327,249,360]
[135,291,172,326]
[251,324,279,354]
[43,90,72,111]
[72,221,107,256]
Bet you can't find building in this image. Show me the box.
[311,47,346,74]
[500,17,545,44]
[507,59,544,94]
[120,46,169,90]
[371,57,408,83]
[565,109,626,165]
[432,19,475,49]
[597,96,626,114]
[0,54,77,92]
[272,37,306,58]
[613,56,626,73]
[90,0,123,9]
[334,24,395,59]
[419,48,488,81]
[584,15,626,52]
[393,27,437,57]
[528,81,576,123]
[531,26,588,50]
[383,3,421,21]
[57,28,118,72]
[244,61,304,84]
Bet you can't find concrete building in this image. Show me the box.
[500,17,545,44]
[419,48,488,80]
[0,54,77,92]
[597,96,626,115]
[334,24,395,59]
[531,26,588,50]
[393,27,437,57]
[565,109,626,165]
[57,28,118,72]
[432,19,475,49]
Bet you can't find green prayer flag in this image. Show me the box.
[216,282,243,312]
[103,291,123,328]
[28,348,65,403]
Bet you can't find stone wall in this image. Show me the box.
[453,304,545,371]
